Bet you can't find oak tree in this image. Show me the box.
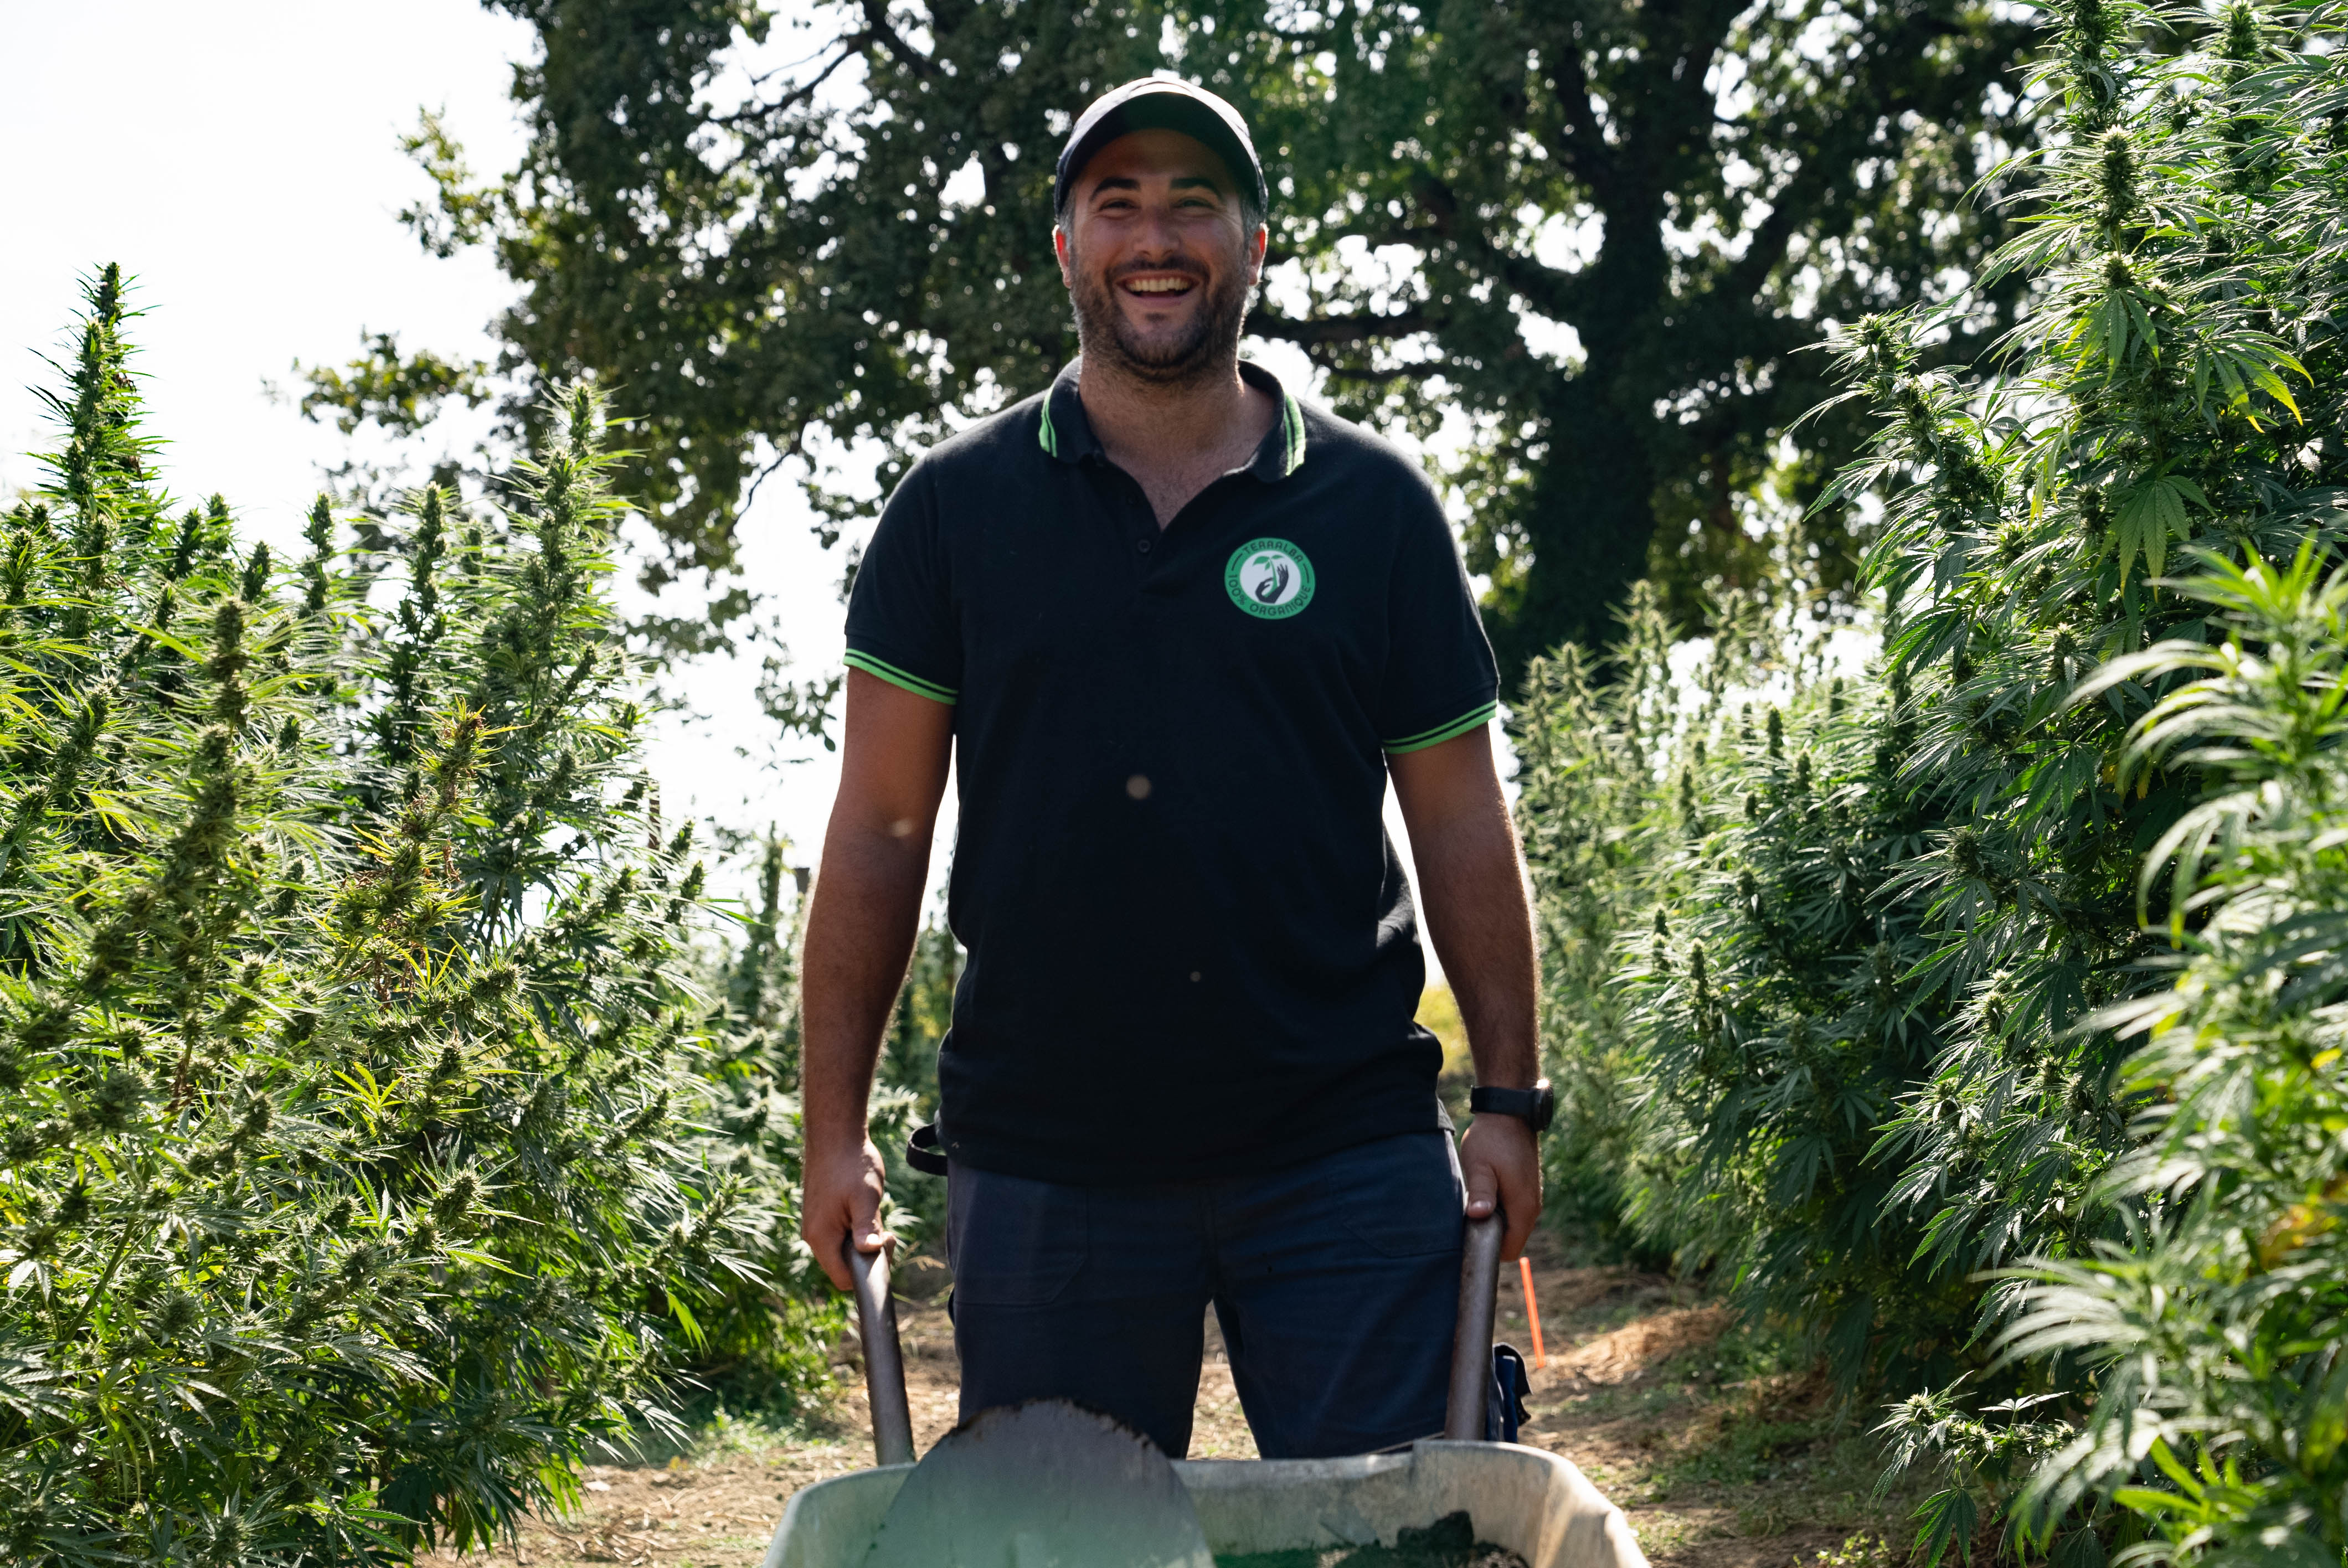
[341,0,2037,672]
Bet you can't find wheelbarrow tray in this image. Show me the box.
[762,1438,1650,1568]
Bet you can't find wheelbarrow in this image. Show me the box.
[761,1209,1651,1567]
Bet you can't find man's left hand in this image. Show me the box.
[1460,1111,1542,1261]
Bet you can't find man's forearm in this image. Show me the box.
[1414,809,1539,1088]
[1389,732,1540,1088]
[1399,752,1545,1254]
[801,826,934,1147]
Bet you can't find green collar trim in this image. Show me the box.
[1034,359,1306,482]
[1236,360,1306,483]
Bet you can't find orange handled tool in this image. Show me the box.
[1518,1257,1547,1369]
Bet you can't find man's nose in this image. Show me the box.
[1127,202,1187,260]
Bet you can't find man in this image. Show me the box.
[799,77,1547,1460]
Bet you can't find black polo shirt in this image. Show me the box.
[843,359,1499,1184]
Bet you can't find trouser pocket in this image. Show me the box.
[1327,1131,1466,1258]
[946,1164,1090,1306]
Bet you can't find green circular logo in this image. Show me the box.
[1224,538,1315,620]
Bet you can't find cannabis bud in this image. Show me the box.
[432,1171,481,1229]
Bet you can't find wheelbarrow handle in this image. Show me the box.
[846,1239,917,1466]
[1442,1206,1505,1440]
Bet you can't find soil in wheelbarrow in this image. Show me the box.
[419,1230,1934,1568]
[1216,1509,1526,1566]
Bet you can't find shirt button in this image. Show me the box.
[1135,537,1152,554]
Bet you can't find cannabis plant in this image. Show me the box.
[1996,550,2348,1565]
[1619,622,1973,1386]
[1822,2,2348,1555]
[1508,597,1681,1262]
[1518,1,2348,1559]
[1786,0,2344,1555]
[1511,571,1953,1336]
[0,270,828,1565]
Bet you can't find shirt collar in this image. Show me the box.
[1038,358,1308,483]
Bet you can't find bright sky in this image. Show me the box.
[1,1,1472,973]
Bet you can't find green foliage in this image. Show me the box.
[1518,2,2348,1560]
[318,0,2032,668]
[0,270,831,1565]
[874,921,959,1254]
[677,833,845,1417]
[706,839,955,1257]
[1996,551,2348,1565]
[291,331,492,439]
[1516,582,1974,1370]
[1875,1381,2086,1568]
[1510,584,1723,1266]
[1621,625,1975,1389]
[1826,7,2348,1554]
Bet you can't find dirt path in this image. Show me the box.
[424,1233,1916,1568]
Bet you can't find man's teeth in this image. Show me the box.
[1123,278,1194,293]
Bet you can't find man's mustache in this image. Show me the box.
[1107,255,1210,282]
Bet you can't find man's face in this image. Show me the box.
[1054,127,1266,386]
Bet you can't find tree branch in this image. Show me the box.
[1702,9,2030,323]
[1246,306,1444,345]
[1544,38,1621,206]
[859,1,939,78]
[1399,176,1590,327]
[711,39,872,128]
[1308,354,1453,384]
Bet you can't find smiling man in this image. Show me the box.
[799,78,1548,1459]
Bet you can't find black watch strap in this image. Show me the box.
[1469,1079,1554,1135]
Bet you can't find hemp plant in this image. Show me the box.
[1795,2,2339,1556]
[1999,548,2348,1564]
[0,269,830,1566]
[1515,2,2348,1559]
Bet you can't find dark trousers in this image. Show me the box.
[945,1131,1464,1459]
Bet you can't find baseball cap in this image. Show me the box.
[1053,77,1269,218]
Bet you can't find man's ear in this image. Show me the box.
[1053,225,1073,286]
[1249,223,1268,283]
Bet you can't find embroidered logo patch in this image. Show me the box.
[1224,538,1315,620]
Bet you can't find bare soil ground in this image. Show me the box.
[422,1232,1913,1568]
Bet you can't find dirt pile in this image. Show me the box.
[1216,1510,1526,1567]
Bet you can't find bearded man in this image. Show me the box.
[798,78,1549,1459]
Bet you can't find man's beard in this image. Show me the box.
[1069,250,1252,388]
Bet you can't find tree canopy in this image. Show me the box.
[329,0,2038,673]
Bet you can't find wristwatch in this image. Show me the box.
[1469,1079,1555,1135]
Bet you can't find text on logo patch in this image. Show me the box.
[1223,538,1315,620]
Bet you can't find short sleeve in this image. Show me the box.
[1376,483,1498,753]
[843,463,960,705]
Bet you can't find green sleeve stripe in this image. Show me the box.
[845,651,957,705]
[1383,700,1497,753]
[1281,392,1306,474]
[1038,395,1059,457]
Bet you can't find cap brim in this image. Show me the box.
[1055,88,1266,216]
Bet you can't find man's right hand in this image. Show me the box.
[801,1131,890,1291]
